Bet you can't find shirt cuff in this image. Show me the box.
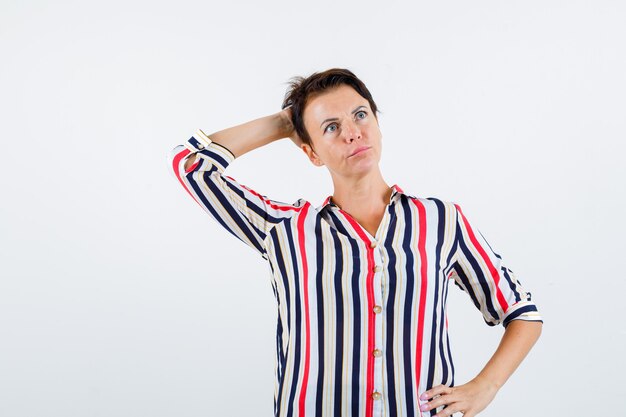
[182,128,213,153]
[502,300,543,328]
[183,129,236,170]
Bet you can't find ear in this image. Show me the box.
[301,143,324,167]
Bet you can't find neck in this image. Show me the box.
[330,169,392,213]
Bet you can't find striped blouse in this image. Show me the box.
[168,129,543,417]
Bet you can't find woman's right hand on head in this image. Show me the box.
[279,106,304,148]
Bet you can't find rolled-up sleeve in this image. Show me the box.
[167,129,301,259]
[448,202,543,327]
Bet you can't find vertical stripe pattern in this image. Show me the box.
[168,131,543,417]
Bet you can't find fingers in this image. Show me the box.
[419,386,457,414]
[432,404,464,417]
[421,379,496,417]
[420,395,456,414]
[420,384,454,401]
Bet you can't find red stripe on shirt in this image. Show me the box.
[228,178,301,212]
[172,148,204,208]
[297,202,312,416]
[411,198,427,417]
[454,204,509,312]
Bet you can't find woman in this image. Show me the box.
[168,68,543,417]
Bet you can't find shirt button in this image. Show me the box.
[371,391,382,400]
[374,265,382,272]
[373,349,382,357]
[373,305,382,314]
[370,240,378,248]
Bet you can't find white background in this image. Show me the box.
[1,1,625,416]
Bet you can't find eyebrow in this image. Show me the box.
[320,105,367,128]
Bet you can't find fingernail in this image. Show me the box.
[420,404,429,411]
[419,393,428,400]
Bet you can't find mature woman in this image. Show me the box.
[168,68,542,417]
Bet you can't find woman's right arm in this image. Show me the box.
[183,108,302,171]
[168,109,304,259]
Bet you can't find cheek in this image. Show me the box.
[322,149,344,167]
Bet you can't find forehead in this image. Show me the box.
[304,85,368,122]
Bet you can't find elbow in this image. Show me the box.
[524,320,543,345]
[535,320,543,339]
[184,154,198,172]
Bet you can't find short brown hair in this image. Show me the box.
[281,68,381,147]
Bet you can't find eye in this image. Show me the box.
[323,111,367,134]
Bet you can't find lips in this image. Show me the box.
[349,146,371,157]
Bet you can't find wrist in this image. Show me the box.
[472,374,502,394]
[276,109,294,139]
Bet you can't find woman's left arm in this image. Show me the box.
[419,320,543,417]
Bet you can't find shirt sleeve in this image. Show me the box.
[448,202,543,328]
[167,129,301,260]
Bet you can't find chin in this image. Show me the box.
[349,161,379,176]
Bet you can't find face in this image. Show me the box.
[301,84,382,180]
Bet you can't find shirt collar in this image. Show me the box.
[316,183,405,212]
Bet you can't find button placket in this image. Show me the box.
[371,243,385,412]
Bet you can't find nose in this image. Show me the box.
[342,119,361,142]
